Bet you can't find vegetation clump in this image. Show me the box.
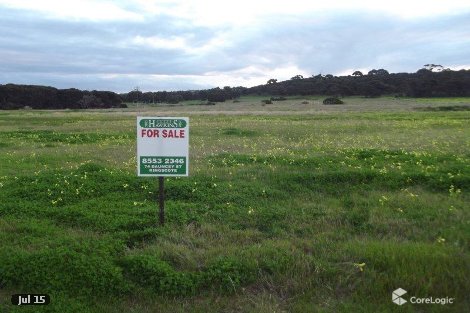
[323,97,344,104]
[0,84,123,109]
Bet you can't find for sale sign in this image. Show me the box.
[137,117,189,176]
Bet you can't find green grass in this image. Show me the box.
[415,105,470,111]
[0,100,469,312]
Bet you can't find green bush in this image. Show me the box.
[121,255,257,295]
[0,247,128,296]
[203,258,256,292]
[342,206,370,229]
[120,254,197,295]
[323,97,344,104]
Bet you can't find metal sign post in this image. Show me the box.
[158,176,165,226]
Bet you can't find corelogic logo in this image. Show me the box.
[392,288,407,305]
[392,288,455,306]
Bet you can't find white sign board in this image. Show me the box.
[137,117,189,176]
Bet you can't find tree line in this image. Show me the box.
[248,68,470,98]
[123,68,470,104]
[120,86,246,104]
[2,67,470,109]
[0,84,124,109]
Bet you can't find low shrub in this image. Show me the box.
[0,247,128,296]
[202,258,256,292]
[121,254,197,295]
[323,97,344,105]
[121,255,255,295]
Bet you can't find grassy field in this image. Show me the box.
[0,97,469,312]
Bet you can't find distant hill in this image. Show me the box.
[0,84,125,109]
[122,69,470,104]
[2,68,470,109]
[246,69,470,98]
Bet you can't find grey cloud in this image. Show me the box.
[1,5,469,91]
[205,11,470,75]
[0,7,220,76]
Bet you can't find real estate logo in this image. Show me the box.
[392,288,407,305]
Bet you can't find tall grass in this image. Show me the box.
[0,106,469,312]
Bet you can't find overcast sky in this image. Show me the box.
[1,0,469,92]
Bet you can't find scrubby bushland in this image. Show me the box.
[3,68,470,110]
[120,68,470,103]
[121,86,246,104]
[246,68,470,98]
[0,84,124,109]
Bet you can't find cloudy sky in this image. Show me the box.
[1,0,469,92]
